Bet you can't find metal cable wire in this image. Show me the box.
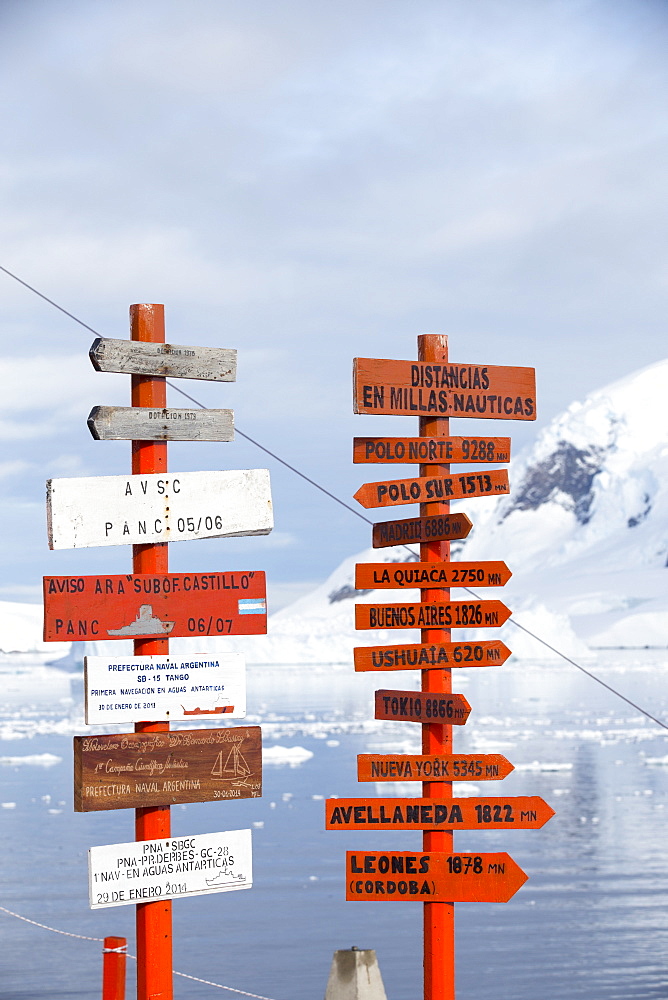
[2,263,666,731]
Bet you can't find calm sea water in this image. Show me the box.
[0,651,667,999]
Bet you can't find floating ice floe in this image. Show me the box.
[262,745,314,767]
[0,753,62,767]
[514,761,573,772]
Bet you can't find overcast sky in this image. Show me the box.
[1,0,667,609]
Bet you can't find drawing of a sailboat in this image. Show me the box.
[211,745,252,786]
[107,604,175,636]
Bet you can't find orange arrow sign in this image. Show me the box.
[353,436,511,464]
[354,469,509,509]
[355,600,512,630]
[357,753,514,782]
[354,640,512,671]
[355,561,511,590]
[325,796,554,830]
[353,357,536,420]
[375,689,471,725]
[372,513,472,548]
[346,852,528,902]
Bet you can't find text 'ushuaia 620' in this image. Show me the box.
[326,337,551,1000]
[43,305,272,1000]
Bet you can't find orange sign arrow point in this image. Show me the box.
[353,436,511,465]
[353,640,513,671]
[356,754,515,782]
[374,689,471,724]
[355,600,512,631]
[326,796,555,831]
[354,469,509,509]
[345,852,528,902]
[355,561,512,590]
[372,512,473,548]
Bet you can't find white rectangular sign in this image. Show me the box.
[84,653,247,724]
[89,829,252,909]
[46,468,273,549]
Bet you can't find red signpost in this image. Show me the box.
[130,305,173,1000]
[47,305,270,999]
[334,334,550,1000]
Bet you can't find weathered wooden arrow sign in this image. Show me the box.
[353,358,536,420]
[354,469,509,509]
[84,653,247,724]
[345,851,527,903]
[355,600,512,630]
[372,513,472,548]
[355,561,512,590]
[353,436,511,464]
[89,337,237,381]
[89,828,252,909]
[354,640,512,671]
[75,726,262,811]
[43,571,267,641]
[325,796,554,830]
[46,468,273,549]
[374,690,471,724]
[87,406,234,442]
[357,753,514,782]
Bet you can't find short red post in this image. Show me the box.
[102,936,127,1000]
[130,304,173,1000]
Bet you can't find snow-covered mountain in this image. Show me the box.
[454,357,668,646]
[235,355,668,661]
[2,358,667,663]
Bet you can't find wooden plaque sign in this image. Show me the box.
[357,753,514,782]
[354,469,509,509]
[355,561,511,590]
[353,358,536,420]
[355,600,512,631]
[374,690,471,725]
[353,436,511,465]
[372,513,472,548]
[74,726,262,811]
[47,468,273,550]
[84,653,247,724]
[89,337,237,381]
[89,828,252,909]
[354,640,512,671]
[325,796,554,830]
[345,852,527,903]
[43,571,267,641]
[87,406,234,442]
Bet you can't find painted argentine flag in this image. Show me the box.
[238,598,267,615]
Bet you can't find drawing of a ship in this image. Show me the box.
[107,604,175,636]
[211,745,252,786]
[182,705,234,716]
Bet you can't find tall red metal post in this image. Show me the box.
[130,304,173,1000]
[419,334,455,1000]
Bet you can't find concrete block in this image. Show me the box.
[324,947,388,1000]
